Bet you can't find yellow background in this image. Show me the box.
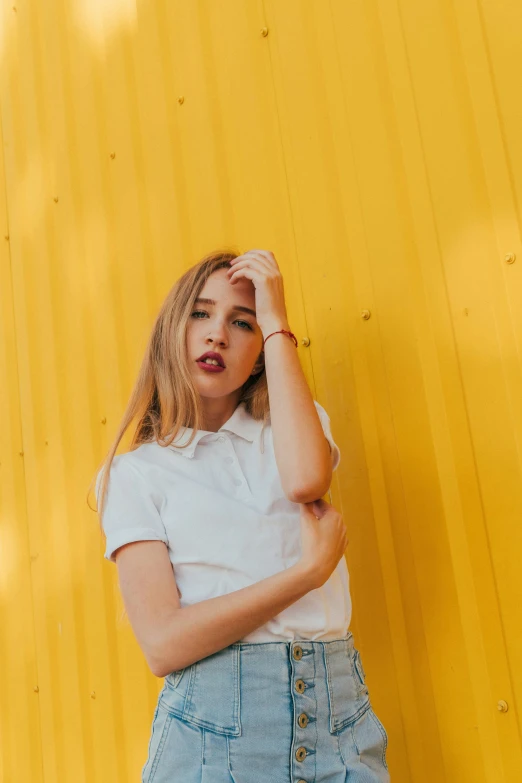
[1,1,521,781]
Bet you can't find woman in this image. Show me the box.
[93,248,390,782]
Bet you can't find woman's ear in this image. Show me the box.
[250,351,265,376]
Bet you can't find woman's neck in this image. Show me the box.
[199,392,241,432]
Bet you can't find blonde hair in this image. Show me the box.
[88,248,269,529]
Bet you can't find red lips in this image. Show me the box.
[196,351,226,368]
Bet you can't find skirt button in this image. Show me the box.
[295,678,306,693]
[293,645,303,660]
[295,746,307,762]
[298,712,309,728]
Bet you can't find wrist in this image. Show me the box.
[289,561,321,591]
[260,321,291,340]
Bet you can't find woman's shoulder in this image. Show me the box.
[99,441,168,485]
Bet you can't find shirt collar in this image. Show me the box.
[167,401,265,459]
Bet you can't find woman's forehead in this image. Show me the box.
[199,269,256,309]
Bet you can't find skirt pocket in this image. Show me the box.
[141,706,174,782]
[337,707,390,781]
[324,638,371,733]
[166,667,186,689]
[158,645,242,737]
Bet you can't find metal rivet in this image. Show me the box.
[295,746,306,762]
[261,27,269,37]
[497,700,509,712]
[505,253,516,264]
[361,309,371,320]
[177,96,184,104]
[101,417,107,425]
[298,712,309,728]
[300,337,310,347]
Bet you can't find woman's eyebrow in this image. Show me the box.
[195,297,257,318]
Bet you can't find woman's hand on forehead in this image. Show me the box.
[226,250,290,335]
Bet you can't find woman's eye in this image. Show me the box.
[190,311,252,331]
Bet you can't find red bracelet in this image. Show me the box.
[263,329,298,348]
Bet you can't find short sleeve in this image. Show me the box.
[96,455,169,563]
[313,399,341,471]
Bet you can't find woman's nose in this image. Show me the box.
[206,334,226,346]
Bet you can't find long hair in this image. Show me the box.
[88,248,269,529]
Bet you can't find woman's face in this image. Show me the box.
[186,267,264,401]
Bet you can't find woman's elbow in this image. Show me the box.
[288,472,332,504]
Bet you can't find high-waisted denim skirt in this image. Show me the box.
[142,631,390,782]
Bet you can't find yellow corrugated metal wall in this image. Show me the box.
[1,1,521,781]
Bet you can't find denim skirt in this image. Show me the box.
[141,631,390,782]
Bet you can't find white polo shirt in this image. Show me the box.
[96,399,351,642]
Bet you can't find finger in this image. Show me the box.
[232,251,273,271]
[248,251,279,272]
[228,256,268,271]
[228,260,268,284]
[301,501,317,512]
[246,249,278,267]
[229,253,272,273]
[228,266,260,285]
[228,260,279,286]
